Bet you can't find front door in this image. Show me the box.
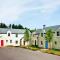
[1,40,4,46]
[35,40,36,46]
[45,41,48,49]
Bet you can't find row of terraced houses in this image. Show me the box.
[0,25,60,49]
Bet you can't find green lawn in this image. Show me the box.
[21,45,60,56]
[41,49,60,56]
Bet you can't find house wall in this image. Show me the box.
[0,31,24,47]
[31,30,60,49]
[38,36,45,48]
[52,37,60,49]
[31,34,39,46]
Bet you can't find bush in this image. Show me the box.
[30,45,39,48]
[28,45,40,51]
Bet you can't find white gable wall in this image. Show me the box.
[0,30,24,47]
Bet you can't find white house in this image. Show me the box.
[0,28,26,47]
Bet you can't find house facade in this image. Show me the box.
[31,25,60,49]
[0,28,30,47]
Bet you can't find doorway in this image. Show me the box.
[45,41,48,49]
[1,40,4,46]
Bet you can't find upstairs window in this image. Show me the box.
[16,33,18,37]
[10,40,12,43]
[55,41,57,45]
[8,33,10,36]
[37,37,38,39]
[41,33,43,37]
[57,31,60,36]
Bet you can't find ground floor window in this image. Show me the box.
[54,41,57,45]
[24,41,25,45]
[10,40,12,43]
[41,41,43,45]
[6,40,8,43]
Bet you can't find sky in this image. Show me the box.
[0,0,60,29]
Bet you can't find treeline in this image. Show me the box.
[0,23,35,33]
[0,23,24,29]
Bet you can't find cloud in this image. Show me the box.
[0,0,33,24]
[0,0,60,25]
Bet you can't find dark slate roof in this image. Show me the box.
[35,25,60,33]
[0,28,25,34]
[45,25,60,32]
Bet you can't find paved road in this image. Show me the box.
[0,47,60,60]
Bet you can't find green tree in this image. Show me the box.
[0,23,7,28]
[18,24,24,29]
[45,29,53,49]
[24,29,30,41]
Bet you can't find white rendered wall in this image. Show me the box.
[0,30,24,46]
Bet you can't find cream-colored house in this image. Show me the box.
[31,25,60,49]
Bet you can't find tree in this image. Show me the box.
[45,29,53,49]
[0,23,7,28]
[24,29,30,41]
[18,24,24,29]
[12,24,24,29]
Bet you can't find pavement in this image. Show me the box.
[0,47,60,60]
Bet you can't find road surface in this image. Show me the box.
[0,47,60,60]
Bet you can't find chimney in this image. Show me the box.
[43,25,46,33]
[43,25,46,29]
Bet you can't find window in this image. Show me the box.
[6,40,8,43]
[10,40,12,43]
[41,33,43,37]
[41,41,43,45]
[15,41,18,44]
[16,33,18,37]
[24,41,25,45]
[57,31,60,36]
[44,33,46,34]
[8,33,10,36]
[37,37,38,39]
[53,32,55,33]
[55,41,57,45]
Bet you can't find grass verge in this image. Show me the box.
[21,45,40,51]
[40,49,60,56]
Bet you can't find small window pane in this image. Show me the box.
[6,40,8,43]
[37,37,38,39]
[16,34,18,37]
[8,33,10,36]
[41,33,43,37]
[15,41,18,44]
[55,41,57,45]
[57,32,60,36]
[10,40,12,43]
[41,41,43,45]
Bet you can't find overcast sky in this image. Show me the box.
[0,0,60,29]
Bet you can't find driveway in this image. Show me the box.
[0,47,60,60]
